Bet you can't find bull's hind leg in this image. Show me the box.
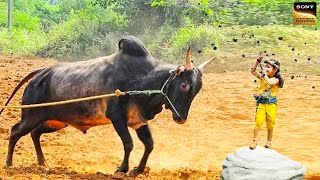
[31,120,68,166]
[6,116,43,167]
[129,124,154,177]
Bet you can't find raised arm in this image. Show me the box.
[251,54,263,79]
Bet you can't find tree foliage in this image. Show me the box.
[0,0,319,60]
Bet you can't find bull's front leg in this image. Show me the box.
[111,115,133,173]
[129,124,154,177]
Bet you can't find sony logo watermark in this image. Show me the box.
[294,2,317,25]
[296,4,315,9]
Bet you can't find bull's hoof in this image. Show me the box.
[4,163,12,168]
[35,164,50,173]
[115,166,129,174]
[129,167,143,178]
[37,162,46,167]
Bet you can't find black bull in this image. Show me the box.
[0,36,214,177]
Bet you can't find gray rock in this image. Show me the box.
[221,146,306,180]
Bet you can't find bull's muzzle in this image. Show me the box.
[176,119,187,124]
[173,116,187,124]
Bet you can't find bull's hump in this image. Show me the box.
[118,36,148,56]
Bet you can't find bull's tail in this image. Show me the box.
[0,68,44,116]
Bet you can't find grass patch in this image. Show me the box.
[162,25,320,75]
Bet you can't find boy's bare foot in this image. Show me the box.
[264,142,272,149]
[249,139,257,150]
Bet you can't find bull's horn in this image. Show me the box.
[185,46,192,70]
[198,57,216,72]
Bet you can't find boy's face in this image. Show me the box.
[264,63,277,76]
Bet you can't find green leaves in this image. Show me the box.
[0,0,319,61]
[151,0,166,7]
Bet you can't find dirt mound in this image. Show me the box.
[0,56,319,179]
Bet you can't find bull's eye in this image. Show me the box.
[180,82,190,91]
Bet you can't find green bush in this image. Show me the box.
[0,27,46,55]
[35,5,127,60]
[170,24,220,57]
[0,0,319,63]
[0,2,7,27]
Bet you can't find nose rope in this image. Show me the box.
[163,94,182,119]
[160,71,183,119]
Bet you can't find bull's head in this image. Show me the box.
[165,47,215,124]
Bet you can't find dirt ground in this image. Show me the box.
[0,56,319,179]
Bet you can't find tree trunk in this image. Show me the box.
[7,0,13,29]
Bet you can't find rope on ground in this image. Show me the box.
[0,89,163,109]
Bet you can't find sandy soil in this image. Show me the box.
[0,56,319,179]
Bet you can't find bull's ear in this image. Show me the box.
[175,66,185,76]
[118,39,124,49]
[196,68,203,77]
